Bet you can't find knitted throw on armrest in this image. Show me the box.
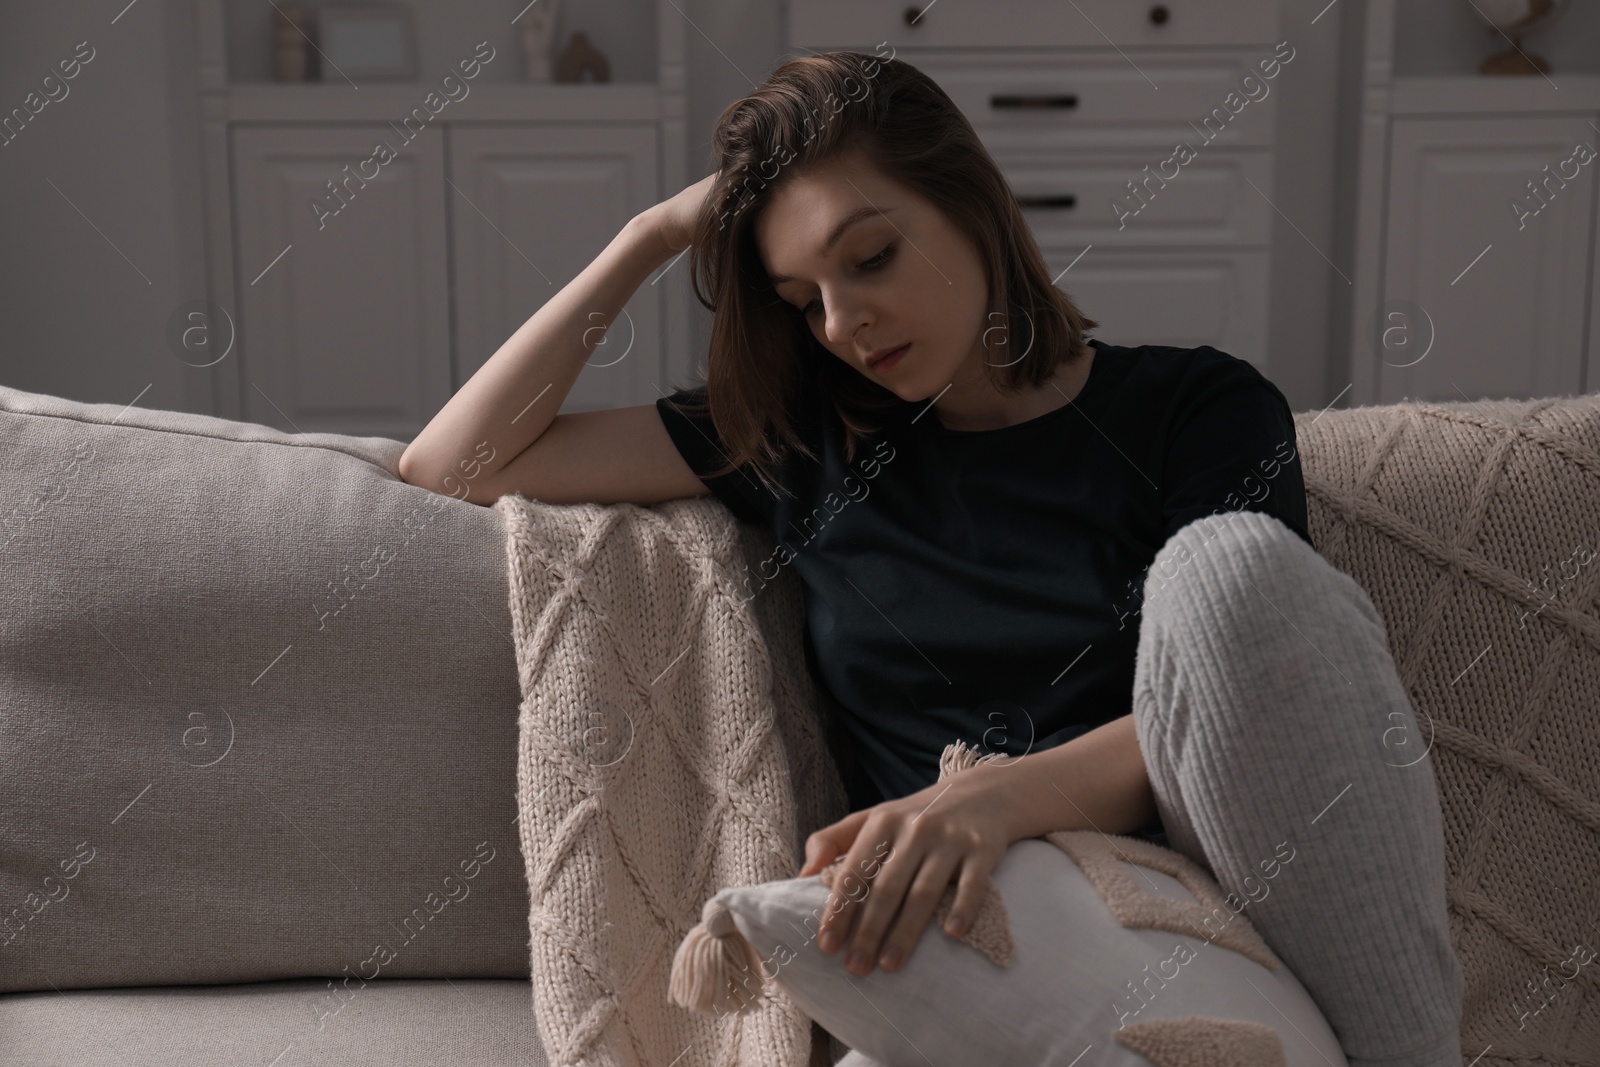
[494,493,850,1067]
[1293,394,1600,1063]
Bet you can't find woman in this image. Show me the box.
[400,51,1462,1067]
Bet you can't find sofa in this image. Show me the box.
[1,380,1596,1067]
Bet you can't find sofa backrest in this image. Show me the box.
[1293,393,1600,1060]
[0,384,531,993]
[8,377,1597,1052]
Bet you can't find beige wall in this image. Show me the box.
[0,1,208,413]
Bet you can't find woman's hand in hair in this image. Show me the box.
[646,171,719,253]
[798,763,1017,977]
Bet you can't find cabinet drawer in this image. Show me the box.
[1047,248,1269,366]
[790,0,1280,50]
[998,147,1273,246]
[906,50,1284,149]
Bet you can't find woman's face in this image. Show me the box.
[754,151,991,402]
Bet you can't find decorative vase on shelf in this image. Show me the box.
[272,2,313,83]
[519,0,562,83]
[1472,0,1576,75]
[555,32,611,83]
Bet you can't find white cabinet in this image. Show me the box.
[449,124,662,416]
[1379,116,1594,404]
[1342,0,1600,404]
[788,2,1287,369]
[231,126,453,437]
[196,0,690,435]
[225,122,659,437]
[228,123,664,437]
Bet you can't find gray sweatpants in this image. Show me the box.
[1129,509,1464,1065]
[836,510,1464,1066]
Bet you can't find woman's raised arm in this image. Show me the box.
[398,174,717,505]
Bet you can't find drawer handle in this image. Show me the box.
[990,93,1079,110]
[1149,4,1170,25]
[902,5,924,27]
[1016,195,1077,210]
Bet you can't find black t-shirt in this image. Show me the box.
[655,338,1314,842]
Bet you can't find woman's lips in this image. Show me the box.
[869,343,910,371]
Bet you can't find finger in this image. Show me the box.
[941,853,997,941]
[841,833,921,976]
[816,828,884,954]
[874,850,961,973]
[800,810,868,878]
[816,820,895,957]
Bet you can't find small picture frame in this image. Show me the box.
[317,4,417,81]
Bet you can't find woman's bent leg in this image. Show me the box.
[1130,510,1464,1067]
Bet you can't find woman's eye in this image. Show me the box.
[799,244,897,318]
[861,243,896,270]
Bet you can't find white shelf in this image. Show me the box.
[218,82,665,123]
[1391,74,1600,116]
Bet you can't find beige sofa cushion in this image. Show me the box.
[0,385,531,992]
[0,978,547,1066]
[1293,394,1600,1061]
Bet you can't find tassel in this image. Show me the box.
[938,739,1014,780]
[668,741,1015,1019]
[668,896,768,1015]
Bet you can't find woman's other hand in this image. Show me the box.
[798,762,1017,976]
[647,171,719,253]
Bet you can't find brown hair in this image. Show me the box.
[663,49,1100,502]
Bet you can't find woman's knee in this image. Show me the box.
[1140,510,1315,650]
[1136,511,1340,741]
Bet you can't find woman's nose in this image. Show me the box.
[823,297,871,350]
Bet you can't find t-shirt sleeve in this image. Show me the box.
[654,385,778,527]
[1158,351,1314,550]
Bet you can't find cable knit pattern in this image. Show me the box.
[1292,395,1600,1065]
[494,494,849,1067]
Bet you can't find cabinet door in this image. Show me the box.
[1379,117,1593,404]
[449,124,660,413]
[231,126,451,438]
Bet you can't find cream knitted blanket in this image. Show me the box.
[495,493,849,1067]
[1293,394,1600,1065]
[494,391,1600,1066]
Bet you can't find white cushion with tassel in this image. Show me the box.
[669,742,1349,1067]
